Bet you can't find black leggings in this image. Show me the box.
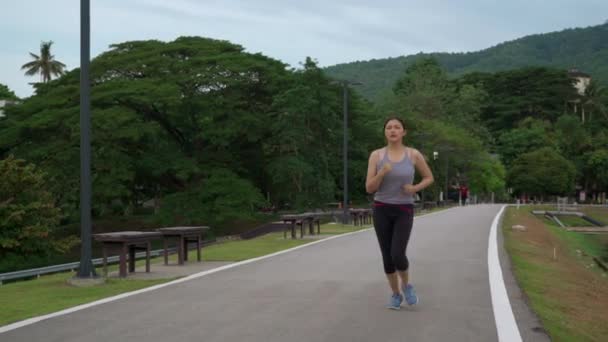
[372,202,414,274]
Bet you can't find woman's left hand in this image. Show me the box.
[402,184,417,194]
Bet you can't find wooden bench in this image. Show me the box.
[350,209,372,226]
[281,214,316,238]
[362,209,372,224]
[94,231,162,278]
[158,226,210,265]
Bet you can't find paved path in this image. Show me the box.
[1,205,549,341]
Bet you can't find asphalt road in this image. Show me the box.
[1,205,550,342]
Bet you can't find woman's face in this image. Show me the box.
[384,119,406,143]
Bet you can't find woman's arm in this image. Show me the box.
[366,150,391,194]
[403,149,434,194]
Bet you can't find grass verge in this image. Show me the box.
[503,206,608,341]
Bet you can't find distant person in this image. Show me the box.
[365,116,434,310]
[460,184,469,206]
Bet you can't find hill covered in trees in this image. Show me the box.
[325,22,608,101]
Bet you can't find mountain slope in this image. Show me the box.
[325,22,608,101]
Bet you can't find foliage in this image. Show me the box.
[0,155,75,259]
[0,83,18,101]
[507,147,576,197]
[496,117,557,168]
[156,169,266,233]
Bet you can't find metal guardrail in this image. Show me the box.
[0,248,171,284]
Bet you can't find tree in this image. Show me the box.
[467,156,506,197]
[21,41,66,83]
[447,82,492,144]
[393,57,451,120]
[462,67,578,133]
[583,149,608,192]
[265,57,370,208]
[496,117,557,168]
[507,147,576,198]
[0,156,75,261]
[580,80,608,123]
[1,37,311,222]
[0,83,18,101]
[157,169,266,232]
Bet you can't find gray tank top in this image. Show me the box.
[374,148,416,204]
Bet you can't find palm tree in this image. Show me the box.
[21,41,66,83]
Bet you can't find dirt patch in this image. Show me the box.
[505,208,608,340]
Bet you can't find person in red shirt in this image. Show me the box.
[459,184,469,206]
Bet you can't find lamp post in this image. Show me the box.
[76,0,95,278]
[434,146,455,204]
[333,80,362,224]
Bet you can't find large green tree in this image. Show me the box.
[393,57,451,120]
[496,117,557,168]
[3,37,292,221]
[380,57,504,200]
[1,37,372,227]
[461,67,578,133]
[265,57,375,208]
[507,147,576,198]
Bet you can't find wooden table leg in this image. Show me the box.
[129,245,136,273]
[291,221,296,239]
[184,237,189,262]
[163,238,168,265]
[146,241,151,273]
[119,243,127,277]
[178,236,184,265]
[102,245,108,277]
[197,234,201,262]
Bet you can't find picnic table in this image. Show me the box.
[280,213,320,239]
[350,209,373,226]
[94,231,162,278]
[157,226,210,265]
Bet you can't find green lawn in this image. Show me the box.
[531,207,608,265]
[503,206,608,341]
[0,274,168,326]
[201,232,311,261]
[557,215,594,227]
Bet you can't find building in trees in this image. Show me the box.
[567,68,591,122]
[568,68,591,95]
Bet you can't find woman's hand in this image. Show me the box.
[402,184,417,194]
[380,163,392,175]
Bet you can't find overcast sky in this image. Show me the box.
[1,0,606,98]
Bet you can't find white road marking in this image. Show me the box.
[488,205,523,342]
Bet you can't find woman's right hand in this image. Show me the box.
[381,163,392,176]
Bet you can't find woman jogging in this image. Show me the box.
[365,117,434,310]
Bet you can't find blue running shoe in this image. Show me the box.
[403,284,418,305]
[387,293,403,310]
